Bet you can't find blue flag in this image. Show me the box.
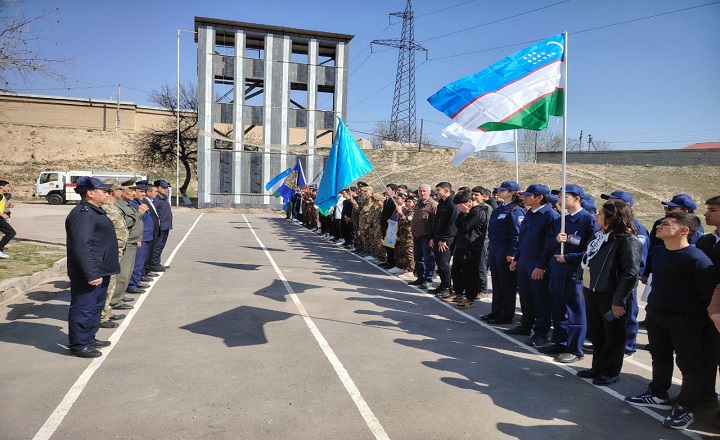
[265,167,292,197]
[315,117,374,213]
[277,160,306,202]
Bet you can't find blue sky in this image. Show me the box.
[3,0,719,151]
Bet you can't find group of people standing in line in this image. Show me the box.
[291,180,720,431]
[64,177,173,358]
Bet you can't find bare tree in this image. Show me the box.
[0,3,72,89]
[135,82,198,196]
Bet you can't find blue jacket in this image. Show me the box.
[634,219,650,274]
[131,199,156,242]
[488,202,525,255]
[153,195,173,231]
[549,208,598,275]
[515,203,560,270]
[65,200,120,281]
[641,217,702,278]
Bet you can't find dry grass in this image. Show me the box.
[0,242,66,281]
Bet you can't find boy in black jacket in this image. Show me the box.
[625,212,718,430]
[448,191,488,309]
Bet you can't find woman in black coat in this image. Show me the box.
[560,200,642,386]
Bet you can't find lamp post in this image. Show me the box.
[177,29,196,207]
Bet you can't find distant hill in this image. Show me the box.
[1,123,717,229]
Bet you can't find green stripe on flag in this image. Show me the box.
[480,89,563,132]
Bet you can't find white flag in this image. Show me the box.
[441,123,515,167]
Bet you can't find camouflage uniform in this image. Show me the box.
[395,206,415,271]
[101,201,128,322]
[358,193,375,253]
[353,195,369,251]
[368,200,386,260]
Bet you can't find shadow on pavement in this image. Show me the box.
[197,261,263,271]
[180,305,294,347]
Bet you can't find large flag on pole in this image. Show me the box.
[277,159,306,201]
[441,123,515,166]
[265,167,292,198]
[315,117,374,213]
[428,33,565,132]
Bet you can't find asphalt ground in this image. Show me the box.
[1,211,718,439]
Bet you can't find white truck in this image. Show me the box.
[34,170,148,205]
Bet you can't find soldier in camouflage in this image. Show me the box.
[395,194,416,277]
[99,180,129,328]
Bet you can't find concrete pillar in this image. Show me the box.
[197,26,215,208]
[262,34,274,205]
[233,30,246,205]
[334,42,349,122]
[279,35,290,173]
[306,39,318,182]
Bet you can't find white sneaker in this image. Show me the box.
[388,267,403,274]
[337,239,345,245]
[364,256,378,262]
[0,251,9,259]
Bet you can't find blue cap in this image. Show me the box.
[547,193,559,206]
[519,184,551,197]
[581,194,596,212]
[74,176,112,194]
[551,184,586,198]
[494,181,521,192]
[600,190,634,206]
[661,194,697,212]
[135,180,149,190]
[154,179,170,188]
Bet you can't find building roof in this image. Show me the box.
[682,142,720,150]
[194,17,354,44]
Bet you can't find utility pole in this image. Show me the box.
[534,131,538,163]
[371,0,427,142]
[588,134,594,151]
[115,83,121,132]
[578,130,583,151]
[418,118,424,150]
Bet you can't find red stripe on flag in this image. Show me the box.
[450,59,563,119]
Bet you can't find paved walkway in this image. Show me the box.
[0,212,718,439]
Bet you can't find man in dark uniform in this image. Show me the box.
[65,177,120,358]
[126,181,156,295]
[150,179,173,272]
[379,184,399,268]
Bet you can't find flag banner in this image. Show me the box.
[442,123,515,166]
[315,117,374,213]
[384,219,398,248]
[277,160,306,201]
[265,167,292,197]
[428,33,565,132]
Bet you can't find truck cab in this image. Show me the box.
[35,170,147,205]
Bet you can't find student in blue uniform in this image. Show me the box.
[126,181,155,297]
[541,184,598,363]
[65,177,120,358]
[483,181,525,324]
[508,184,560,347]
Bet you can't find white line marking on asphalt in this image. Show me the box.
[32,213,204,440]
[243,214,391,440]
[300,226,696,438]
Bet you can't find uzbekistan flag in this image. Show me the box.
[428,33,564,132]
[265,167,292,197]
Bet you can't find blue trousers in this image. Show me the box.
[151,230,169,268]
[488,241,517,319]
[625,289,640,355]
[549,271,586,356]
[68,276,109,350]
[129,240,151,289]
[413,235,435,282]
[517,257,551,337]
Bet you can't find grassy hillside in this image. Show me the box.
[364,148,719,228]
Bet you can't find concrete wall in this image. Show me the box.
[537,149,720,166]
[0,93,177,131]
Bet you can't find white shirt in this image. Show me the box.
[334,196,345,220]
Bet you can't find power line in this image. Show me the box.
[420,0,570,43]
[423,1,719,62]
[7,85,117,91]
[415,0,480,19]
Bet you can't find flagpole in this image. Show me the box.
[560,31,568,254]
[372,170,399,207]
[514,130,519,184]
